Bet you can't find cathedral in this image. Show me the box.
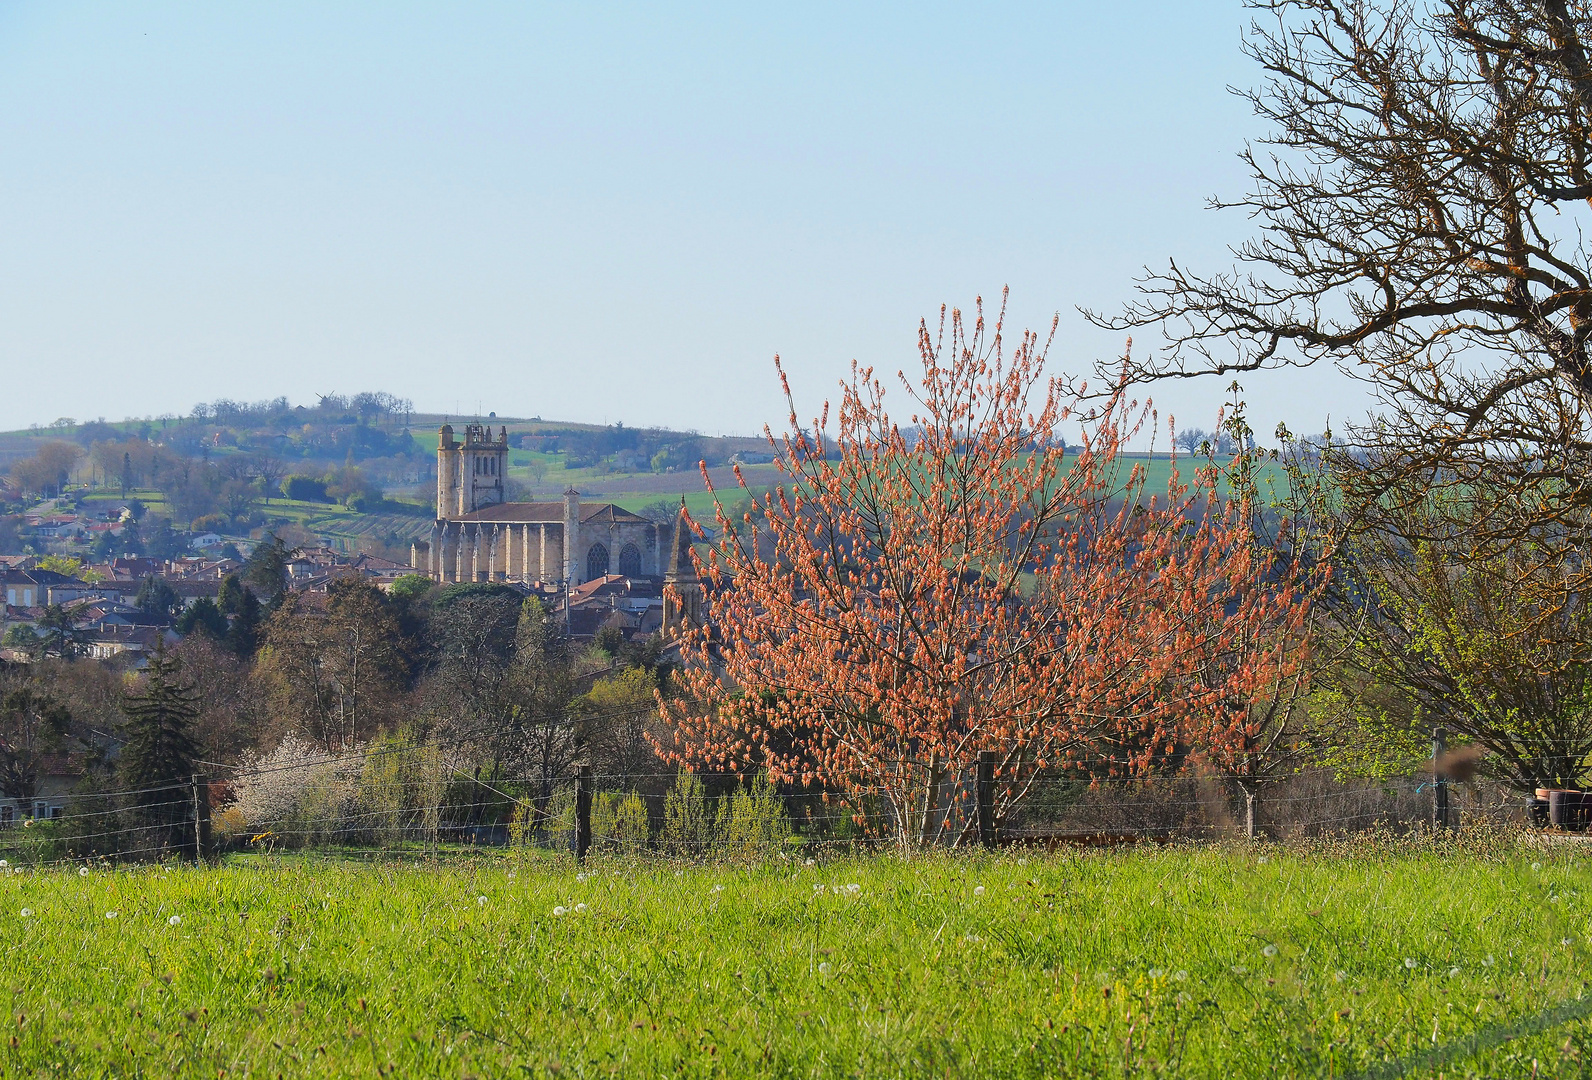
[411,423,684,591]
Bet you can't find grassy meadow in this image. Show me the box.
[3,841,1590,1078]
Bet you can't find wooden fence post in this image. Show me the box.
[1433,726,1449,830]
[190,774,212,862]
[976,751,997,850]
[575,765,593,862]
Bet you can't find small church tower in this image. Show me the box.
[662,499,703,635]
[436,423,509,519]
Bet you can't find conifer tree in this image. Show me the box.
[119,644,202,857]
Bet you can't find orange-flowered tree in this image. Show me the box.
[660,294,1319,848]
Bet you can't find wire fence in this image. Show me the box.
[0,733,1563,868]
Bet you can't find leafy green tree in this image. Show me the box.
[118,645,202,857]
[716,771,792,856]
[0,685,71,804]
[135,576,180,619]
[217,573,263,657]
[32,604,86,661]
[660,769,713,857]
[175,597,228,640]
[243,533,293,601]
[143,518,185,561]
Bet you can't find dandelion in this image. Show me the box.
[1532,862,1542,871]
[553,906,568,917]
[818,962,832,975]
[1257,856,1268,865]
[1483,955,1495,967]
[477,896,488,906]
[1562,937,1573,946]
[105,911,118,919]
[1263,945,1279,958]
[168,915,181,926]
[1174,970,1188,981]
[1403,957,1417,969]
[0,860,7,867]
[1334,970,1347,982]
[1231,965,1247,975]
[812,883,825,894]
[846,883,860,895]
[78,866,90,878]
[1149,968,1165,979]
[574,903,587,914]
[973,885,985,897]
[1448,966,1460,977]
[804,858,815,867]
[576,873,588,883]
[19,909,32,918]
[712,884,724,894]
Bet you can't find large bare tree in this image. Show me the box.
[1092,0,1592,610]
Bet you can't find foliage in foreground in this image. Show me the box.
[1,842,1590,1077]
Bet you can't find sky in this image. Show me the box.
[0,2,1369,444]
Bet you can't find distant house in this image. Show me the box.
[82,625,178,666]
[0,754,86,825]
[1,568,90,609]
[189,532,224,550]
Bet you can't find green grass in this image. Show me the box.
[3,842,1590,1077]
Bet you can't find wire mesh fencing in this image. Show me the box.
[0,742,1557,868]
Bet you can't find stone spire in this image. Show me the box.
[662,498,702,635]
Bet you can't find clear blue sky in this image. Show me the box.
[0,2,1366,443]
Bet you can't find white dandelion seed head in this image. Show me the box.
[477,896,487,906]
[1448,966,1460,977]
[19,909,31,918]
[812,883,825,894]
[553,906,568,917]
[1257,856,1268,865]
[1562,937,1573,946]
[973,885,985,896]
[1334,970,1347,982]
[105,911,118,919]
[1263,944,1279,958]
[1174,970,1188,981]
[1532,862,1542,871]
[1231,965,1247,975]
[1483,955,1495,966]
[574,903,587,913]
[712,884,724,893]
[804,858,814,866]
[1148,968,1165,979]
[168,915,181,926]
[817,962,832,975]
[846,883,860,895]
[78,866,90,877]
[1403,957,1417,969]
[576,873,588,883]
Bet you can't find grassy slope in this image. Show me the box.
[2,844,1588,1078]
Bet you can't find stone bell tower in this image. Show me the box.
[436,423,509,518]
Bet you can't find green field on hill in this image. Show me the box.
[3,841,1588,1078]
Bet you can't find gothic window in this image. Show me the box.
[618,542,642,577]
[587,543,610,580]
